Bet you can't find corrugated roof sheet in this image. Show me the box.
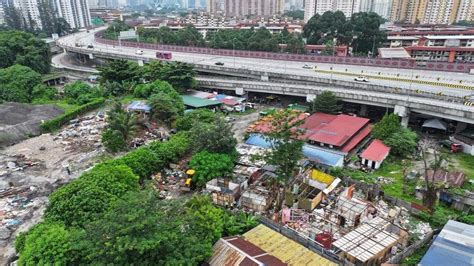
[181,95,222,108]
[332,217,400,263]
[127,101,151,112]
[360,139,391,162]
[420,220,474,266]
[243,224,336,266]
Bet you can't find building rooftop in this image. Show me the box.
[379,47,412,59]
[360,139,390,162]
[419,220,474,266]
[127,101,151,112]
[332,217,400,263]
[209,236,286,266]
[181,95,221,108]
[243,224,337,265]
[299,113,371,148]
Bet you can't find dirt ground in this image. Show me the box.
[0,103,64,148]
[229,105,265,143]
[0,125,105,263]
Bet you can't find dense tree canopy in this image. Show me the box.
[148,92,181,124]
[189,117,237,155]
[98,59,141,84]
[0,64,42,103]
[303,11,386,55]
[63,81,102,105]
[189,151,234,187]
[372,113,418,157]
[0,31,51,73]
[175,109,218,131]
[310,91,341,114]
[143,61,196,93]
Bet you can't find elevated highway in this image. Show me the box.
[55,28,474,124]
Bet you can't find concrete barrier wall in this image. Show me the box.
[94,31,474,74]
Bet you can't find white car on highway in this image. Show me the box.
[135,49,144,55]
[302,64,313,69]
[354,76,369,82]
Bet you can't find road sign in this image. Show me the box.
[119,30,137,40]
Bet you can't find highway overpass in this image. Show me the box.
[54,28,474,125]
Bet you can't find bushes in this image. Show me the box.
[115,147,162,180]
[45,164,139,227]
[101,129,126,153]
[40,98,105,132]
[63,81,102,105]
[189,151,234,187]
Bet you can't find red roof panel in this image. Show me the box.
[301,113,370,147]
[360,139,390,162]
[341,124,373,153]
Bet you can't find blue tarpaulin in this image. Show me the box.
[245,134,344,167]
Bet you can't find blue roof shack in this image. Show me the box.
[127,101,151,115]
[419,220,474,266]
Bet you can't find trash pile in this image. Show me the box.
[0,154,44,180]
[130,130,169,148]
[0,186,46,245]
[54,114,107,151]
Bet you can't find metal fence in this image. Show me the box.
[94,31,474,74]
[387,230,435,264]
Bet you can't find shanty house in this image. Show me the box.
[335,193,369,228]
[206,178,247,207]
[332,217,403,265]
[126,101,151,117]
[360,139,391,170]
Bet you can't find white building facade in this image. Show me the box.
[54,0,91,28]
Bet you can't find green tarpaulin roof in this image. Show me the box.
[181,95,222,108]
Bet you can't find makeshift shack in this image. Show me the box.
[332,217,403,265]
[286,182,323,211]
[360,139,390,170]
[334,190,369,228]
[126,101,151,117]
[240,187,273,212]
[206,178,247,207]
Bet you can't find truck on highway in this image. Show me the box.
[156,51,172,60]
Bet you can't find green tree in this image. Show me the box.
[189,117,237,155]
[283,10,304,20]
[16,222,82,265]
[78,190,215,264]
[263,111,304,213]
[372,113,402,140]
[98,59,141,84]
[103,80,137,97]
[31,84,58,102]
[175,109,218,131]
[0,64,42,102]
[143,61,196,93]
[420,139,445,212]
[0,31,51,73]
[106,102,139,144]
[45,164,139,227]
[103,20,130,39]
[350,12,386,55]
[148,92,181,124]
[285,33,305,54]
[385,127,418,157]
[189,151,234,187]
[63,81,102,104]
[101,129,127,153]
[310,91,341,114]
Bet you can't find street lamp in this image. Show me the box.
[232,38,236,68]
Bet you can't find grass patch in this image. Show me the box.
[400,244,429,266]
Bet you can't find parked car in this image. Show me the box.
[215,62,224,66]
[302,64,312,69]
[87,44,94,49]
[136,49,144,55]
[354,76,369,82]
[438,140,463,153]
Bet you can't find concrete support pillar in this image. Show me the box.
[261,75,269,81]
[137,60,144,66]
[456,122,467,134]
[306,94,316,102]
[360,105,368,117]
[394,105,410,128]
[88,53,94,59]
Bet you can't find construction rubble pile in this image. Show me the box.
[54,114,107,151]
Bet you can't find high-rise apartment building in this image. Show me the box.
[206,0,221,12]
[224,0,284,17]
[389,0,470,24]
[0,3,5,24]
[360,0,392,18]
[54,0,91,28]
[423,0,460,24]
[304,0,316,22]
[11,0,42,28]
[456,0,473,22]
[304,0,362,21]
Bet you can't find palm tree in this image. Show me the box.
[107,102,138,143]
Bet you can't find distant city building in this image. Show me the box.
[10,0,43,28]
[206,0,221,13]
[456,0,474,22]
[286,0,304,10]
[304,0,363,22]
[224,0,284,18]
[359,0,392,19]
[389,0,472,24]
[0,3,5,25]
[303,0,316,22]
[54,0,91,28]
